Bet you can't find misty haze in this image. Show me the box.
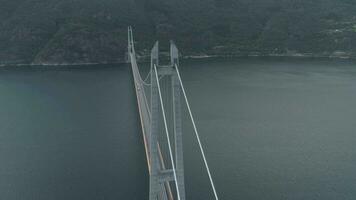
[0,0,356,200]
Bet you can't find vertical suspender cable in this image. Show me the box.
[174,64,219,200]
[154,64,182,200]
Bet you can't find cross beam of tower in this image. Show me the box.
[128,26,219,200]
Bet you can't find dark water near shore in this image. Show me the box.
[1,57,356,199]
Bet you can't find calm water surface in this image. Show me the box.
[181,57,356,200]
[1,58,356,200]
[0,65,148,199]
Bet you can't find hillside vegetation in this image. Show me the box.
[0,0,356,64]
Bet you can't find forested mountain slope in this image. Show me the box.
[0,0,355,64]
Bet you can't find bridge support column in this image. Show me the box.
[149,40,186,200]
[171,41,186,200]
[150,42,161,200]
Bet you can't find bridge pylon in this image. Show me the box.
[129,26,218,200]
[150,41,186,200]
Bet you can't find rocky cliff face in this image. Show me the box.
[0,0,356,64]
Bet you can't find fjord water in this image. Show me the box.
[181,57,356,200]
[0,57,356,200]
[0,65,148,199]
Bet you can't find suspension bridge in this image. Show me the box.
[128,26,219,200]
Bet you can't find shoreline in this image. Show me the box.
[0,61,128,67]
[1,53,355,67]
[183,53,355,60]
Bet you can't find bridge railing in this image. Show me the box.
[128,27,152,170]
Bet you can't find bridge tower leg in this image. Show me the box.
[150,41,161,200]
[171,41,186,200]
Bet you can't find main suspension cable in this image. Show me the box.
[174,64,219,200]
